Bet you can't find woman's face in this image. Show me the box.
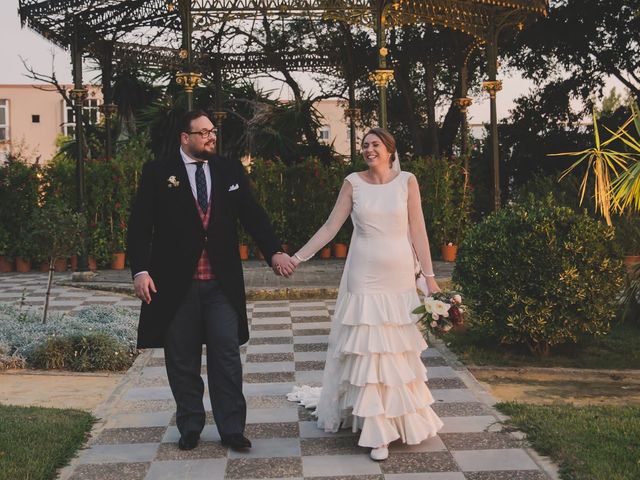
[362,133,390,168]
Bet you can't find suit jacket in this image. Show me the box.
[127,152,282,348]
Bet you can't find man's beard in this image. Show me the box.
[191,143,215,160]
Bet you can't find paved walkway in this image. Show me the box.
[0,271,557,480]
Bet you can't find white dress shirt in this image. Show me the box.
[179,147,212,202]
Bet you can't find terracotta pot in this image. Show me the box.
[624,255,640,268]
[88,256,97,271]
[70,255,78,271]
[111,252,126,270]
[0,256,14,273]
[54,258,68,272]
[239,244,249,261]
[39,261,50,272]
[333,243,348,258]
[441,244,458,262]
[320,246,332,259]
[625,255,640,277]
[15,257,31,273]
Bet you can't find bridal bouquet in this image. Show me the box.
[412,291,464,334]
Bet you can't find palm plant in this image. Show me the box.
[611,102,640,213]
[550,102,640,225]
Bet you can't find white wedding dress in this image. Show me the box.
[288,171,443,447]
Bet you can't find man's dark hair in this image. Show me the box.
[179,110,212,134]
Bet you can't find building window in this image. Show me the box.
[62,97,101,137]
[32,114,40,123]
[0,100,8,141]
[319,126,331,141]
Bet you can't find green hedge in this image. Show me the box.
[453,194,625,355]
[245,156,471,255]
[0,137,470,264]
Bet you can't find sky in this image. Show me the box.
[0,0,620,126]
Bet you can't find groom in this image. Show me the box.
[127,110,296,451]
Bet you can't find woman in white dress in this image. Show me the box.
[290,128,444,461]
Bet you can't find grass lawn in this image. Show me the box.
[442,321,640,369]
[497,402,640,480]
[0,404,94,480]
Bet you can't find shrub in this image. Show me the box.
[453,194,625,355]
[31,332,134,372]
[0,341,26,370]
[0,304,138,370]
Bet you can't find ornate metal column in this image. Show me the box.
[176,0,201,109]
[176,72,202,110]
[97,41,116,159]
[100,103,118,157]
[212,111,227,153]
[345,106,360,163]
[71,15,89,274]
[483,27,502,211]
[369,3,393,129]
[454,96,473,187]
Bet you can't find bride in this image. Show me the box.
[289,127,444,461]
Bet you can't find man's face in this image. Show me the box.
[181,115,216,159]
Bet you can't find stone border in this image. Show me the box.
[468,365,640,379]
[56,348,155,480]
[430,337,562,480]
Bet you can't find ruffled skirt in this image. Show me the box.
[296,289,443,448]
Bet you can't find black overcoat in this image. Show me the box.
[127,153,282,348]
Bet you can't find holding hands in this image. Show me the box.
[271,252,297,278]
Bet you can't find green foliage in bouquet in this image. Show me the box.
[413,290,464,335]
[453,194,625,356]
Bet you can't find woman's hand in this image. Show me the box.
[426,277,441,294]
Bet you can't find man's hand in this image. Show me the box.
[271,252,296,278]
[133,273,157,304]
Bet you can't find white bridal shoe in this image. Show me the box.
[370,445,389,461]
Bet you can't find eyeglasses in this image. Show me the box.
[186,128,217,139]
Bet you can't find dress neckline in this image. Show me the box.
[355,171,402,186]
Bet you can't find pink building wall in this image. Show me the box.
[0,84,102,164]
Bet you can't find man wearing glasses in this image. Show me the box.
[128,110,296,452]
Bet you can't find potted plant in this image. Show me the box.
[0,224,13,272]
[110,217,127,270]
[238,227,250,260]
[614,214,640,270]
[13,226,36,272]
[438,159,472,263]
[89,223,111,270]
[333,226,350,258]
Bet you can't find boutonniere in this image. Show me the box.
[167,176,180,188]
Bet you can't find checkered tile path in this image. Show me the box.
[0,274,553,479]
[72,304,555,479]
[0,272,140,313]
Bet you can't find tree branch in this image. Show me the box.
[20,52,73,108]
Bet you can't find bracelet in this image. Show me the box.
[423,273,435,277]
[293,253,306,262]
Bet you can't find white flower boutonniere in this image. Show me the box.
[167,176,180,188]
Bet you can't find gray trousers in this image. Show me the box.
[164,279,246,437]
